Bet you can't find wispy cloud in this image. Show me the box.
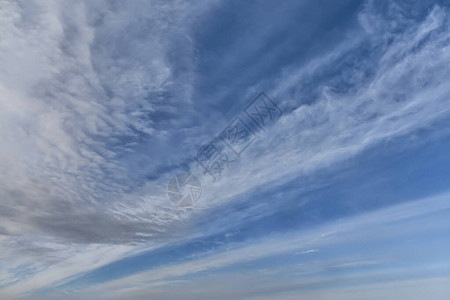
[1,0,450,298]
[53,192,450,299]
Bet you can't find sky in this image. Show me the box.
[0,0,450,299]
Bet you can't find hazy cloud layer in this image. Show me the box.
[1,0,450,298]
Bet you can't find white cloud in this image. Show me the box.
[1,0,450,298]
[0,0,219,294]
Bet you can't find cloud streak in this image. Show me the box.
[1,0,450,298]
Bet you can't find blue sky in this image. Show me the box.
[0,0,450,299]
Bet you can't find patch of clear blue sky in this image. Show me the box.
[192,0,365,117]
